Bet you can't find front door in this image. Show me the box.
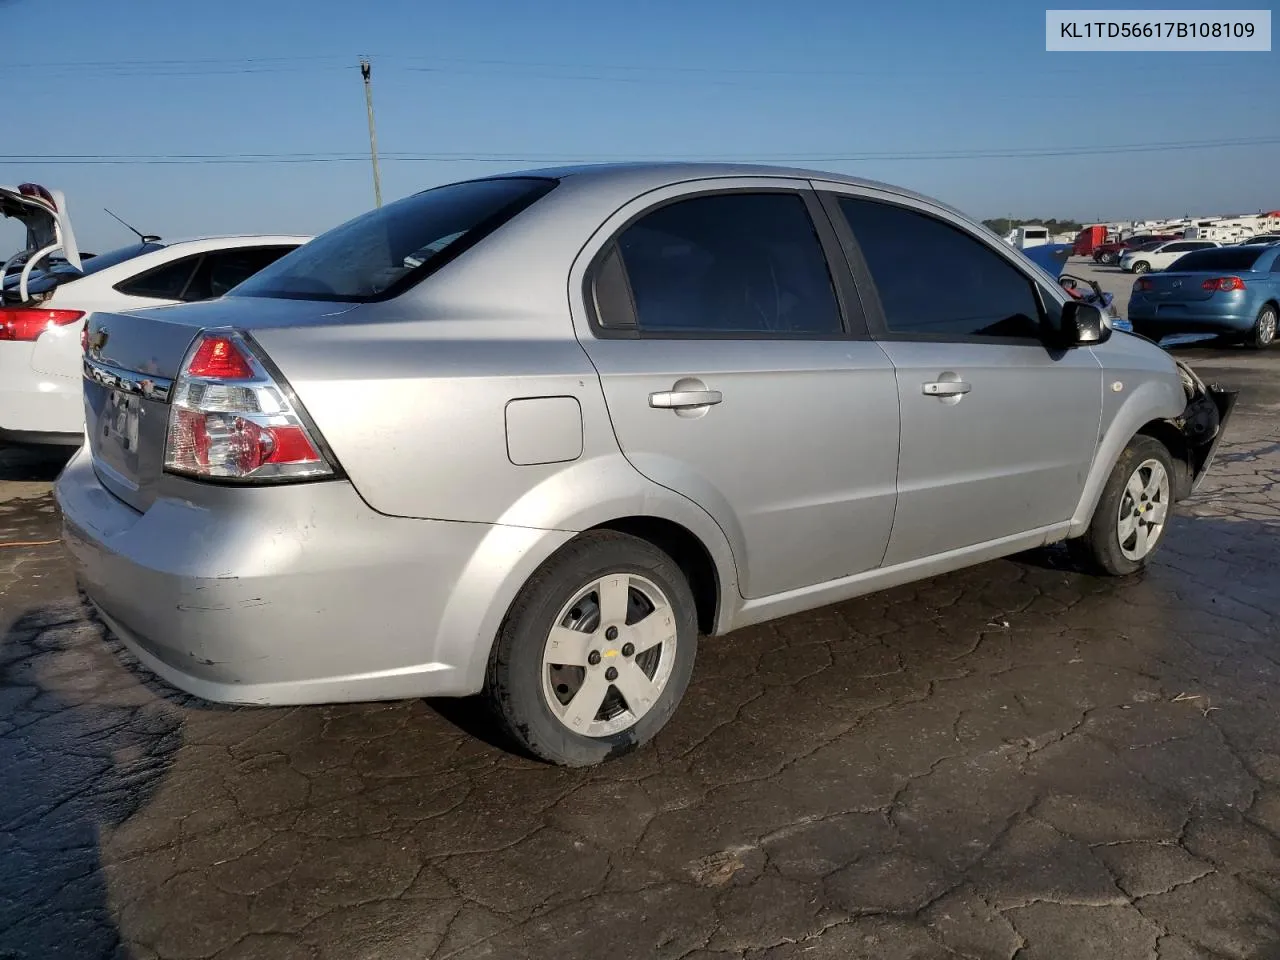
[575,185,901,599]
[822,189,1103,566]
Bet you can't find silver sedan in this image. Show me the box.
[56,163,1235,766]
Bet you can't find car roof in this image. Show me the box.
[457,161,976,221]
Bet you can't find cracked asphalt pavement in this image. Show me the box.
[2,343,1279,960]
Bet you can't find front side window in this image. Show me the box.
[231,177,557,303]
[600,192,844,336]
[837,197,1042,340]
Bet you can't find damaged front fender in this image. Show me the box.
[1170,358,1238,497]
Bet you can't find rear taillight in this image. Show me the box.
[1136,278,1154,291]
[1202,276,1246,292]
[0,308,85,342]
[164,330,336,483]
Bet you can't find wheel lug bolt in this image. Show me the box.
[587,651,601,666]
[605,626,619,641]
[605,666,618,682]
[621,642,635,657]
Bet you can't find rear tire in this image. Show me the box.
[484,531,698,767]
[1245,304,1277,350]
[1069,435,1175,577]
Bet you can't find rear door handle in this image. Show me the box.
[922,380,971,397]
[649,389,723,409]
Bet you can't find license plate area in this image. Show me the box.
[104,390,142,453]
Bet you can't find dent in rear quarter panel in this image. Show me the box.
[250,317,626,526]
[1068,334,1187,535]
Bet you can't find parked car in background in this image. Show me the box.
[1128,243,1280,348]
[2,235,309,446]
[56,163,1234,767]
[1093,233,1181,264]
[1120,238,1220,274]
[1238,233,1280,245]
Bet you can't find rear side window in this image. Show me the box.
[1167,248,1264,272]
[837,197,1042,340]
[600,192,843,336]
[182,246,299,301]
[114,255,202,300]
[231,177,557,302]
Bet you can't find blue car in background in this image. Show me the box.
[1127,243,1280,349]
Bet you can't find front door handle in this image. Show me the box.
[649,389,723,409]
[922,380,971,397]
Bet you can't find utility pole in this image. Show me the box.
[360,57,383,208]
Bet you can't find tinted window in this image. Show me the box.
[605,193,842,336]
[114,255,201,300]
[183,246,298,301]
[838,197,1041,339]
[1167,248,1264,272]
[231,177,556,302]
[1163,242,1193,252]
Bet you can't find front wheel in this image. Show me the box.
[1069,435,1175,576]
[1131,260,1151,274]
[1245,304,1277,350]
[484,531,698,766]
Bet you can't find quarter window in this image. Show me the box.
[114,255,202,300]
[601,193,844,336]
[836,197,1042,339]
[183,246,299,301]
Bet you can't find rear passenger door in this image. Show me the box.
[818,188,1103,567]
[575,182,901,600]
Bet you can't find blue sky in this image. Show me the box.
[2,0,1276,252]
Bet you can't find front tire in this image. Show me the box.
[1131,260,1151,274]
[484,531,698,767]
[1069,436,1175,577]
[1245,304,1277,350]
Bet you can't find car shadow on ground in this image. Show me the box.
[0,445,75,485]
[0,598,187,960]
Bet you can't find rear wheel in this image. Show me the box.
[1245,304,1277,350]
[1069,435,1174,576]
[484,531,698,767]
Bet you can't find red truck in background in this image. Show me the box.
[1072,225,1108,257]
[1091,232,1183,265]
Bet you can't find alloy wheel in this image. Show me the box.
[1117,458,1170,561]
[541,574,678,737]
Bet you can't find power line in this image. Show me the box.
[4,135,1278,166]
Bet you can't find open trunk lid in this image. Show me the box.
[81,298,358,513]
[2,183,81,302]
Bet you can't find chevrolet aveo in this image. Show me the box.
[56,164,1235,766]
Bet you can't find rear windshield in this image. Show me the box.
[1168,248,1265,272]
[231,177,558,302]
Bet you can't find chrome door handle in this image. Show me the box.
[922,381,971,397]
[649,389,723,409]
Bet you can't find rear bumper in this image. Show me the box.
[0,341,83,438]
[54,446,573,705]
[1125,307,1254,335]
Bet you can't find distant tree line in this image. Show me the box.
[982,218,1085,236]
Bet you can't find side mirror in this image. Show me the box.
[1061,300,1111,346]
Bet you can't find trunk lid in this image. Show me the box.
[1,184,82,301]
[82,298,359,512]
[1140,272,1217,303]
